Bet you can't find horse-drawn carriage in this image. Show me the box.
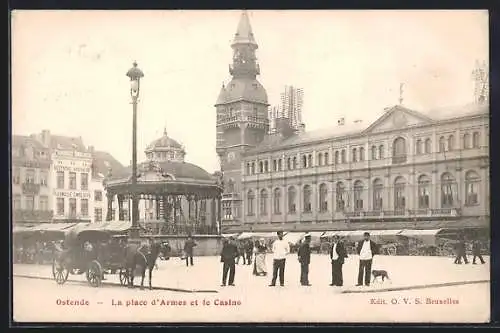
[52,223,132,288]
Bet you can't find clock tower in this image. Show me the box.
[215,10,269,224]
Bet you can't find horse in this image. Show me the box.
[124,241,167,290]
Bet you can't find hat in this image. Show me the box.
[304,233,312,238]
[277,230,284,236]
[363,232,370,236]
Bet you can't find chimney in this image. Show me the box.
[41,129,50,147]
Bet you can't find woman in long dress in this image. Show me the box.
[254,239,267,276]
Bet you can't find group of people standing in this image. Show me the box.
[220,230,380,288]
[453,238,486,265]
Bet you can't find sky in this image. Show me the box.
[11,10,488,173]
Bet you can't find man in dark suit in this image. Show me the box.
[356,232,379,287]
[454,236,469,264]
[183,236,197,267]
[329,235,348,286]
[472,239,485,264]
[220,237,239,286]
[297,234,312,286]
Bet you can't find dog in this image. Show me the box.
[371,270,390,283]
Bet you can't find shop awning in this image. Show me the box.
[283,232,306,244]
[399,229,442,237]
[222,233,240,239]
[237,232,279,240]
[32,223,78,232]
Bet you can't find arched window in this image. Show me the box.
[319,183,328,212]
[335,151,340,164]
[352,148,358,162]
[439,136,446,152]
[441,172,457,208]
[392,137,407,164]
[303,185,312,213]
[336,182,345,211]
[379,145,385,160]
[273,160,277,172]
[473,132,480,148]
[288,186,296,214]
[372,178,383,211]
[259,161,264,173]
[251,162,256,175]
[463,133,471,149]
[302,155,307,168]
[417,174,430,209]
[353,180,364,211]
[292,157,297,169]
[324,152,329,165]
[260,189,268,215]
[264,160,269,172]
[394,176,406,212]
[246,163,251,175]
[371,145,377,160]
[247,190,255,215]
[308,154,313,167]
[278,159,282,171]
[448,135,455,151]
[416,139,422,155]
[465,171,480,205]
[287,158,291,170]
[359,147,365,161]
[317,153,323,166]
[341,150,346,163]
[425,138,432,154]
[273,188,281,214]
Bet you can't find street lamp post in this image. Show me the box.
[126,61,144,241]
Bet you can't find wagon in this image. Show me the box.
[51,221,135,287]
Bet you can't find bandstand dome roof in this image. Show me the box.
[108,160,214,182]
[146,130,183,151]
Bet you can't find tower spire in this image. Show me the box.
[232,10,258,47]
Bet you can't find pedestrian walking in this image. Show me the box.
[236,241,246,265]
[454,237,469,264]
[269,231,290,287]
[298,234,312,286]
[253,239,268,276]
[329,235,348,286]
[472,239,485,264]
[245,240,254,265]
[356,232,379,287]
[183,236,197,267]
[220,237,239,286]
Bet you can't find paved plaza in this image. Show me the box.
[13,254,490,323]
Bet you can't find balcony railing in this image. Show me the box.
[344,208,461,220]
[13,209,53,222]
[22,182,40,195]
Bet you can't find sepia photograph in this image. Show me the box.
[11,9,490,323]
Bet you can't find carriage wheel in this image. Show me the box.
[86,260,102,287]
[52,258,69,285]
[119,268,129,286]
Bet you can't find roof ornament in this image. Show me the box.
[163,127,167,136]
[399,83,405,105]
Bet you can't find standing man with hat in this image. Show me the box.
[356,232,379,287]
[269,230,290,287]
[329,235,348,286]
[220,236,239,287]
[298,233,312,286]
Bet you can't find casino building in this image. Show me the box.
[216,11,490,235]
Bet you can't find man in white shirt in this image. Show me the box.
[269,230,290,287]
[356,232,379,286]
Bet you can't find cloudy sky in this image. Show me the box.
[11,10,488,172]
